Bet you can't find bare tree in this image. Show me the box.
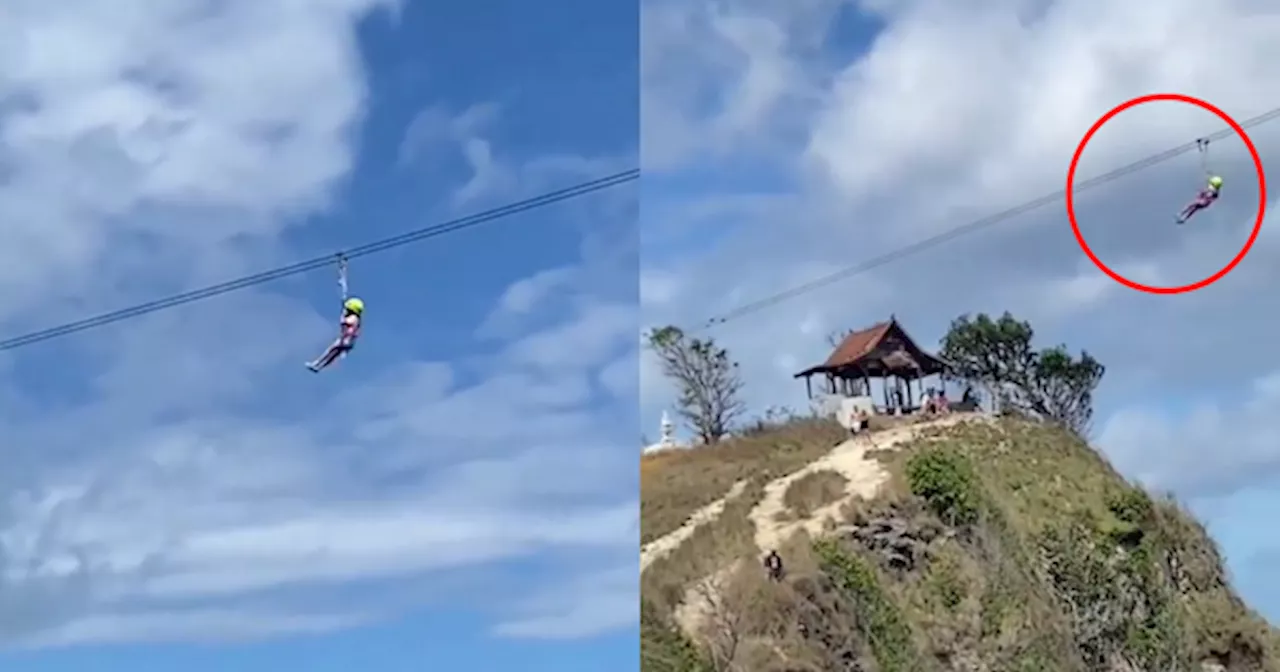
[694,574,745,671]
[647,325,746,444]
[693,564,799,671]
[826,328,855,349]
[641,600,712,672]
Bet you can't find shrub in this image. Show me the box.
[906,449,982,526]
[815,540,918,672]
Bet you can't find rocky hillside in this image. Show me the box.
[639,414,1280,671]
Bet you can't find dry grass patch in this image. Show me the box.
[781,469,849,520]
[640,417,845,544]
[689,560,826,671]
[641,479,768,617]
[689,533,882,671]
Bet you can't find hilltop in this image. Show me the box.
[639,413,1280,672]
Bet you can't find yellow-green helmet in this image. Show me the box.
[344,297,364,314]
[1208,175,1224,188]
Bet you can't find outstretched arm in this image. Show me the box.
[337,255,349,300]
[337,255,349,321]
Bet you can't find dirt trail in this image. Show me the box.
[751,414,973,554]
[672,413,984,639]
[641,480,748,573]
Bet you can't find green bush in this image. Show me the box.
[1106,486,1154,527]
[906,448,982,526]
[815,540,918,672]
[928,553,966,611]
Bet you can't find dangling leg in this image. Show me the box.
[1175,200,1206,224]
[306,340,350,372]
[305,343,334,372]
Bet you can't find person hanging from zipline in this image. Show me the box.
[307,255,364,373]
[1175,138,1225,225]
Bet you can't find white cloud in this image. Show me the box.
[599,350,639,401]
[398,102,514,205]
[639,268,681,308]
[487,266,579,319]
[400,101,637,212]
[399,102,501,165]
[1099,370,1280,499]
[640,0,847,170]
[805,0,1280,239]
[492,563,636,639]
[0,0,392,324]
[23,608,373,648]
[139,502,636,599]
[506,303,637,371]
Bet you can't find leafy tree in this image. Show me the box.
[647,325,745,444]
[940,312,1104,436]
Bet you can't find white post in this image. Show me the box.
[659,410,675,447]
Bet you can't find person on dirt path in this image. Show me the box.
[850,408,870,436]
[920,388,936,415]
[764,549,784,581]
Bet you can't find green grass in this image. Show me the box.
[815,538,920,672]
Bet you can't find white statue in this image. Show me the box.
[643,410,682,454]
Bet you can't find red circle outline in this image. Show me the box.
[1066,93,1267,294]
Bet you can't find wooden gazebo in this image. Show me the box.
[794,317,949,413]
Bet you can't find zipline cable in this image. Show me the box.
[0,168,639,351]
[699,105,1280,330]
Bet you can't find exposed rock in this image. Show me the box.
[846,513,933,572]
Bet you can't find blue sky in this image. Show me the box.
[0,0,636,670]
[640,0,1280,625]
